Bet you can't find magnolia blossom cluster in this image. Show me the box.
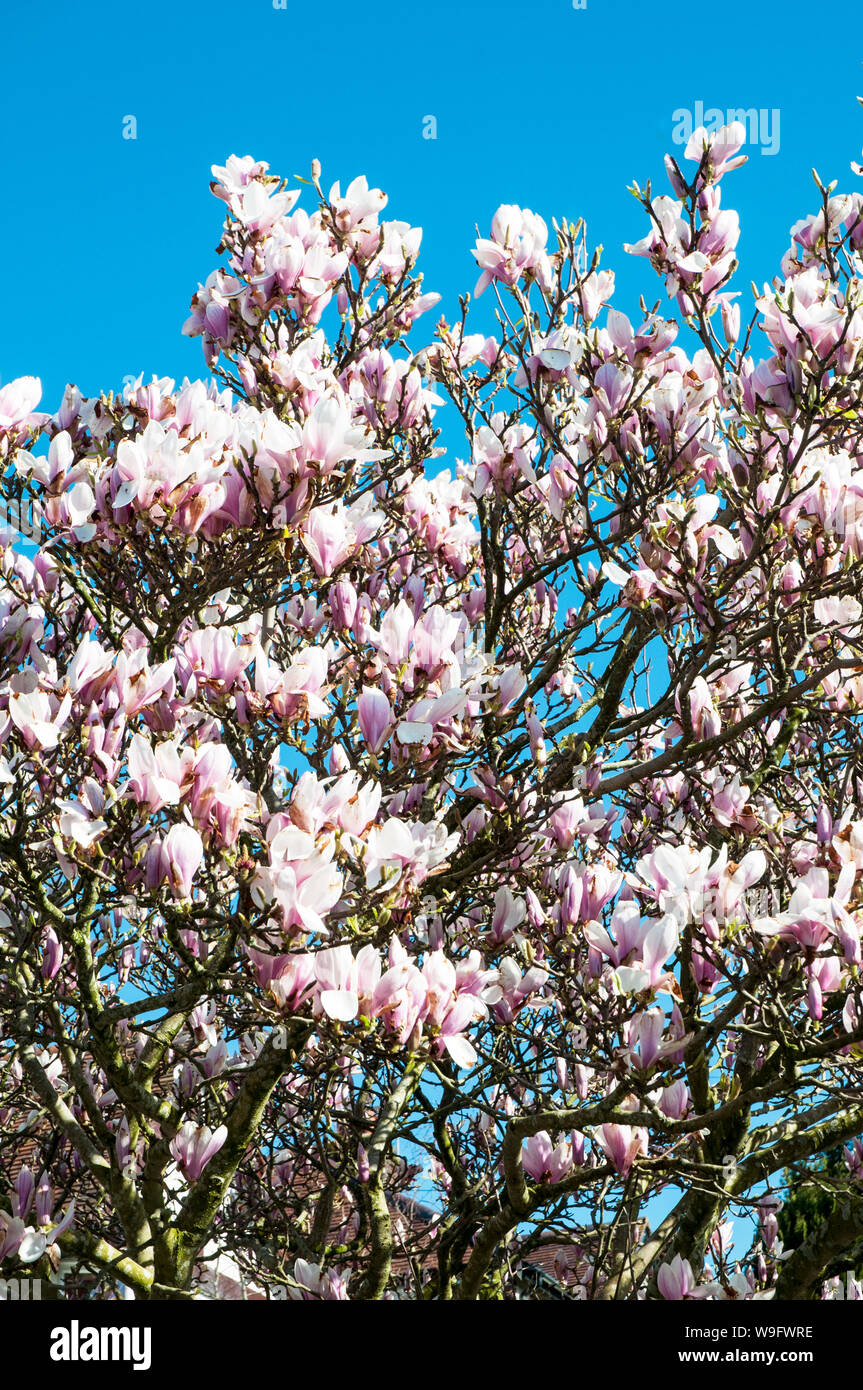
[248,936,547,1070]
[2,120,863,1303]
[0,1168,75,1266]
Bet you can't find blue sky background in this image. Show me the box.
[3,0,863,415]
[2,0,860,1259]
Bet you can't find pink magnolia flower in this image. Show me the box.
[489,886,526,945]
[170,1122,228,1180]
[362,817,416,890]
[116,651,177,718]
[55,780,109,853]
[255,646,330,722]
[586,904,679,994]
[8,684,71,750]
[0,375,49,448]
[434,992,484,1069]
[0,375,42,428]
[807,954,841,1020]
[422,950,486,1069]
[412,606,461,672]
[0,1213,27,1262]
[814,595,863,635]
[494,665,527,713]
[658,1253,695,1300]
[627,1009,672,1070]
[330,579,357,630]
[354,943,383,1016]
[687,676,722,740]
[248,948,316,1012]
[125,733,183,812]
[300,503,356,578]
[373,600,415,667]
[522,1131,574,1184]
[595,1122,648,1177]
[684,122,748,180]
[758,1196,783,1251]
[0,1170,75,1265]
[492,957,548,1024]
[658,1079,691,1119]
[12,1167,35,1221]
[357,686,392,754]
[846,1138,863,1182]
[255,837,344,936]
[329,174,387,233]
[314,945,360,1021]
[210,154,270,200]
[183,627,255,689]
[473,204,549,297]
[41,927,64,981]
[162,823,205,899]
[526,708,547,764]
[709,1220,735,1262]
[372,959,428,1044]
[580,269,615,323]
[66,635,114,701]
[289,1257,349,1301]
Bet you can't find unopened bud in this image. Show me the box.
[816,802,833,844]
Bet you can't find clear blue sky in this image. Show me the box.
[3,0,863,411]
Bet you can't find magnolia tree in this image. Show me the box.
[3,120,863,1303]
